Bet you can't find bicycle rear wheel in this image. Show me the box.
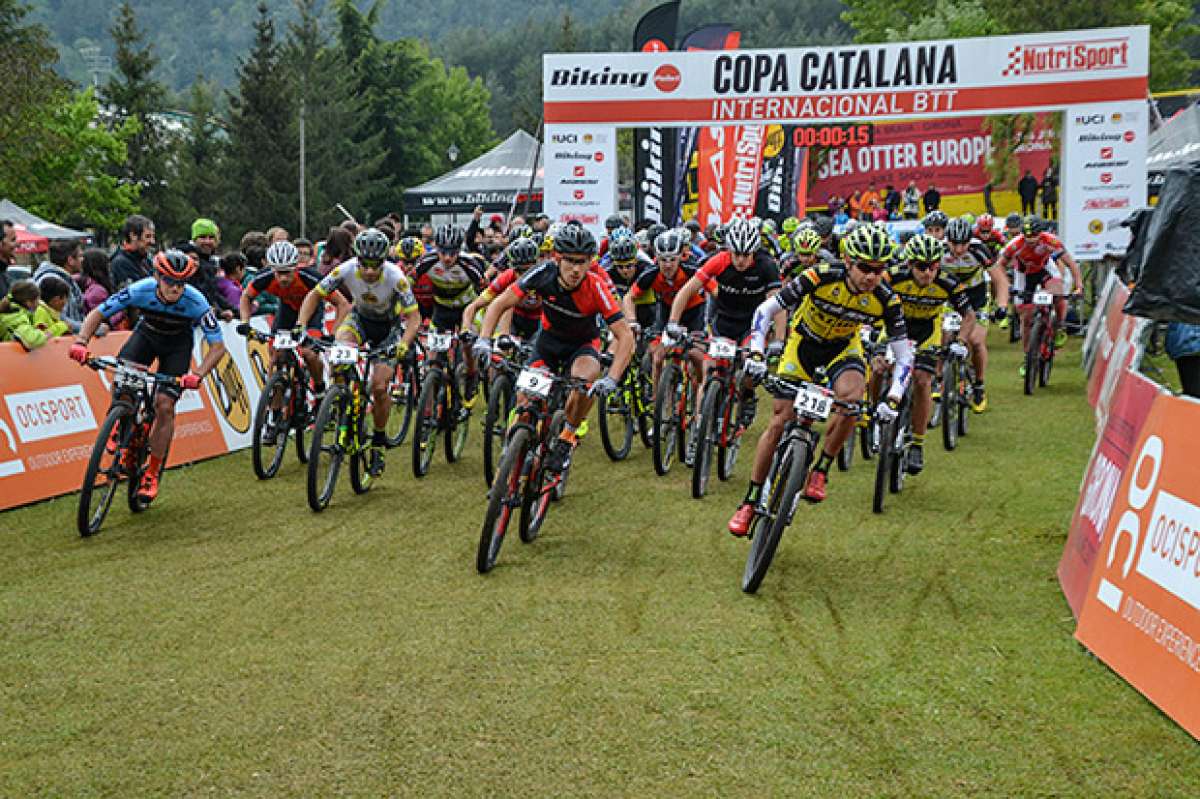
[742,438,810,594]
[307,385,348,512]
[941,358,958,452]
[873,419,897,514]
[636,349,655,448]
[692,380,721,498]
[77,402,134,537]
[412,369,443,477]
[653,363,681,475]
[386,359,418,447]
[445,361,470,463]
[478,426,532,573]
[598,378,634,461]
[482,372,513,487]
[1024,322,1042,396]
[252,372,291,479]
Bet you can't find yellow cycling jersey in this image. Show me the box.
[887,266,973,322]
[778,265,906,345]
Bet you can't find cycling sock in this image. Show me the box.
[744,481,763,504]
[912,434,925,448]
[372,429,387,447]
[813,451,833,474]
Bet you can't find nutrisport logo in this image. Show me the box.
[1001,37,1129,77]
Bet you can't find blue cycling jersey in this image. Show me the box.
[98,277,223,344]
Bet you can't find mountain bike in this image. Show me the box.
[596,328,653,462]
[306,339,395,512]
[476,367,590,573]
[741,375,861,594]
[481,335,530,487]
[691,334,751,499]
[871,368,914,515]
[412,328,472,477]
[1022,289,1060,396]
[652,330,705,476]
[243,327,314,479]
[77,357,180,537]
[938,311,973,451]
[385,338,421,448]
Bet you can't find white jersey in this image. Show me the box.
[316,259,417,321]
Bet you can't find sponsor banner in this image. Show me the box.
[1062,101,1148,259]
[696,126,726,226]
[1076,392,1200,739]
[1060,367,1161,616]
[678,25,742,226]
[543,26,1149,126]
[1086,277,1148,426]
[1082,270,1120,375]
[632,1,681,225]
[810,115,1054,205]
[543,124,618,239]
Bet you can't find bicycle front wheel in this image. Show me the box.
[445,361,470,463]
[307,385,348,512]
[1024,322,1042,396]
[692,380,721,499]
[598,377,635,461]
[941,358,958,452]
[742,438,810,594]
[873,419,898,514]
[478,426,532,573]
[412,369,443,477]
[635,349,655,448]
[77,402,135,537]
[386,359,418,447]
[252,371,291,479]
[653,363,681,476]
[482,372,513,487]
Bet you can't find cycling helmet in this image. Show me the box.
[547,222,567,240]
[709,224,726,247]
[354,227,391,261]
[1005,212,1022,230]
[510,224,534,240]
[654,229,685,259]
[975,213,995,232]
[961,212,976,226]
[812,215,834,238]
[507,237,539,268]
[634,229,651,250]
[842,225,897,263]
[605,214,623,232]
[761,218,778,236]
[610,226,634,243]
[902,233,945,264]
[264,240,300,270]
[564,219,585,229]
[945,217,974,244]
[725,219,761,255]
[434,224,464,253]
[553,224,597,256]
[791,228,822,256]
[609,236,638,263]
[533,232,552,255]
[397,236,424,262]
[923,210,949,229]
[676,226,692,246]
[1022,215,1045,237]
[781,216,801,235]
[153,249,197,281]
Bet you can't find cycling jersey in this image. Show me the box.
[780,249,839,278]
[1001,232,1064,274]
[887,267,972,323]
[939,240,993,289]
[974,227,1005,255]
[99,277,222,345]
[316,259,417,321]
[695,250,781,334]
[602,251,655,305]
[631,262,705,313]
[413,251,486,308]
[484,268,542,320]
[763,265,906,347]
[244,268,321,312]
[513,261,623,342]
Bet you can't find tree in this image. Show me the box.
[167,76,228,232]
[223,2,298,239]
[102,1,172,225]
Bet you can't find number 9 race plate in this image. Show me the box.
[516,368,552,398]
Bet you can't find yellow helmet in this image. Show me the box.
[396,236,424,262]
[791,228,822,256]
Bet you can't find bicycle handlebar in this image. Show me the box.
[85,356,180,386]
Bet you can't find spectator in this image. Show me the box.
[33,239,85,331]
[183,218,232,317]
[419,222,435,246]
[922,184,941,215]
[860,183,881,220]
[848,190,863,220]
[265,226,289,243]
[294,237,315,269]
[320,226,353,275]
[0,279,66,349]
[34,275,72,338]
[529,214,550,234]
[217,253,245,309]
[79,247,126,328]
[239,231,272,316]
[883,184,901,219]
[110,214,155,290]
[1018,170,1039,216]
[902,181,920,219]
[1041,167,1058,220]
[826,194,845,217]
[0,219,15,298]
[1166,322,1200,398]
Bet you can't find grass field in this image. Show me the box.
[3,331,1198,796]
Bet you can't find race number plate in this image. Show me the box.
[942,312,962,333]
[115,365,151,392]
[793,383,833,421]
[516,368,553,398]
[329,343,359,365]
[427,332,453,353]
[949,342,969,359]
[273,331,297,350]
[1032,290,1053,306]
[708,337,737,359]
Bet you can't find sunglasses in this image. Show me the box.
[360,258,383,269]
[272,266,297,275]
[853,261,889,275]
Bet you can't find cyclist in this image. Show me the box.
[624,229,705,390]
[461,237,542,340]
[237,241,350,435]
[880,234,975,474]
[296,228,421,476]
[1003,212,1023,242]
[668,218,783,430]
[473,225,635,473]
[597,213,625,258]
[940,216,1009,412]
[995,215,1082,358]
[68,250,227,503]
[413,224,488,397]
[781,228,838,280]
[923,210,949,241]
[973,213,1005,257]
[395,237,433,322]
[603,233,656,330]
[728,225,912,535]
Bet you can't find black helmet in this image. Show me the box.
[812,215,834,238]
[605,214,623,232]
[554,225,597,256]
[1005,212,1022,230]
[923,210,949,230]
[354,227,390,261]
[683,219,702,235]
[1022,215,1044,237]
[507,237,539,268]
[434,224,464,253]
[945,217,973,244]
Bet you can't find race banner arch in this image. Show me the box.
[542,26,1149,258]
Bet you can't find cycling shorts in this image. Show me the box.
[653,303,705,336]
[776,331,865,386]
[511,313,540,340]
[272,303,325,335]
[905,317,941,374]
[528,329,601,374]
[1013,261,1062,297]
[963,283,989,315]
[336,311,402,362]
[432,303,465,333]
[713,312,751,343]
[118,329,192,399]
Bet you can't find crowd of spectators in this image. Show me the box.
[824,180,941,223]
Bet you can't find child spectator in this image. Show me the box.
[78,248,126,329]
[1,279,67,349]
[218,253,245,309]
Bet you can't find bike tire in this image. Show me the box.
[348,388,374,495]
[1024,323,1041,396]
[77,402,134,537]
[307,385,347,512]
[386,359,417,447]
[598,379,635,462]
[252,371,291,480]
[873,419,897,514]
[692,381,721,498]
[1040,335,1054,388]
[742,438,810,594]
[520,437,552,544]
[890,410,908,495]
[941,358,958,452]
[837,433,854,471]
[652,363,681,476]
[477,426,532,573]
[636,349,655,449]
[482,372,513,487]
[547,410,570,502]
[412,369,442,478]
[293,371,310,465]
[717,386,742,482]
[860,413,876,461]
[445,361,470,463]
[956,382,970,438]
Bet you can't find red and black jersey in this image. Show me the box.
[513,262,623,342]
[488,268,541,319]
[695,250,781,326]
[244,268,321,312]
[631,263,705,312]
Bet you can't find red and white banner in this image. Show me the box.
[543,27,1149,126]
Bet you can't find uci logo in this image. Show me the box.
[201,340,252,434]
[1075,114,1105,126]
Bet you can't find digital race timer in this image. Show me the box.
[792,124,874,148]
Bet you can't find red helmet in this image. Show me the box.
[153,249,197,281]
[975,213,994,232]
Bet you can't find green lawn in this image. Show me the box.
[3,331,1197,796]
